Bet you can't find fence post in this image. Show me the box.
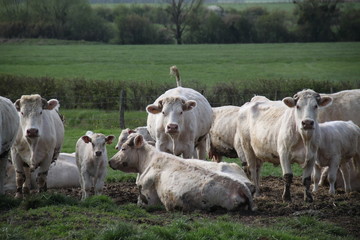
[119,89,126,129]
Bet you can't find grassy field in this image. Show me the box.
[1,41,359,87]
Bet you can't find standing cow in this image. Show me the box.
[11,94,64,198]
[313,121,360,194]
[0,96,20,195]
[238,89,332,202]
[208,106,245,164]
[76,131,114,200]
[146,85,212,160]
[109,133,254,212]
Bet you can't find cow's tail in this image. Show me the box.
[170,65,181,87]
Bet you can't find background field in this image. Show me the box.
[1,41,360,87]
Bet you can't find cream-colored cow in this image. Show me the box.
[109,134,254,212]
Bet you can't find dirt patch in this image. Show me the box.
[48,176,360,238]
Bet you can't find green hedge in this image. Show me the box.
[1,74,359,110]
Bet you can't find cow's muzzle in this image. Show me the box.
[166,123,179,134]
[95,151,102,157]
[26,128,39,138]
[301,119,314,130]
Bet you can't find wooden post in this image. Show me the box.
[119,89,126,129]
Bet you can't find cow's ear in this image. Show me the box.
[14,99,21,112]
[134,135,144,148]
[318,96,332,108]
[283,97,296,108]
[146,104,162,114]
[106,135,115,144]
[46,99,59,110]
[82,136,92,143]
[183,100,197,111]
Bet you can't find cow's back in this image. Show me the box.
[319,89,360,126]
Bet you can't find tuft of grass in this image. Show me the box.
[20,193,77,210]
[80,195,117,212]
[0,195,21,211]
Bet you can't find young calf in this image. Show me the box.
[76,131,114,200]
[313,120,360,194]
[109,133,254,212]
[115,127,155,150]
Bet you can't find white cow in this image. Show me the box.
[238,89,332,202]
[5,153,80,192]
[115,127,155,150]
[319,89,360,126]
[76,131,114,200]
[109,134,254,212]
[0,96,20,195]
[312,121,360,194]
[208,106,245,164]
[11,94,64,198]
[146,85,213,159]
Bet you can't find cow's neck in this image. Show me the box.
[137,145,158,174]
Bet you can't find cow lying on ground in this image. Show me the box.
[11,95,64,198]
[109,133,254,212]
[313,120,360,194]
[5,153,80,192]
[115,127,155,150]
[0,96,19,195]
[238,89,332,202]
[76,131,114,200]
[146,66,213,159]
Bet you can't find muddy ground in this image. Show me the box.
[48,176,360,238]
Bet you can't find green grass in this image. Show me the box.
[1,41,360,87]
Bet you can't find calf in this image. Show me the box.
[0,96,19,195]
[76,131,114,200]
[11,94,64,198]
[109,134,254,212]
[238,89,332,202]
[313,121,360,194]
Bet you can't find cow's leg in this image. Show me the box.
[328,158,340,195]
[23,166,31,194]
[339,162,351,193]
[302,158,315,202]
[81,171,92,200]
[94,175,104,195]
[36,160,52,192]
[0,150,9,195]
[234,138,248,167]
[243,150,261,196]
[319,167,329,187]
[312,164,322,192]
[279,151,293,202]
[196,137,207,160]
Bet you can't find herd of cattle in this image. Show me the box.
[1,67,359,212]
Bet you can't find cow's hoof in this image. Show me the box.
[304,192,313,203]
[23,187,30,195]
[15,193,23,199]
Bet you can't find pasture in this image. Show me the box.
[0,40,360,239]
[1,40,360,87]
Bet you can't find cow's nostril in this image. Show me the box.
[95,151,102,156]
[26,128,39,137]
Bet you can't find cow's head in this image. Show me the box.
[115,128,136,150]
[283,89,332,133]
[109,133,144,173]
[14,94,59,139]
[146,97,196,136]
[81,133,114,158]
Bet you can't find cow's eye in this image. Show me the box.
[296,105,300,110]
[162,111,165,115]
[21,112,24,115]
[40,111,43,115]
[180,111,183,115]
[314,105,318,109]
[121,148,126,151]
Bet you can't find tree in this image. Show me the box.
[165,0,203,44]
[294,0,342,42]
